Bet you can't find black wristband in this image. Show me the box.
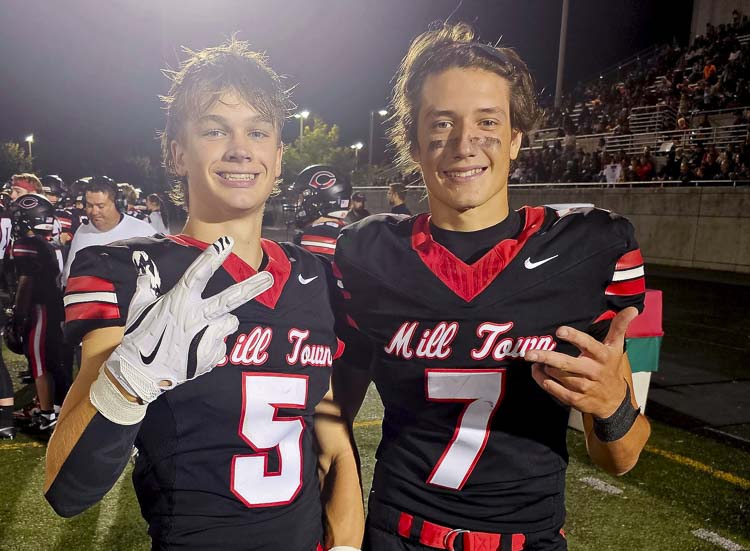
[593,382,641,442]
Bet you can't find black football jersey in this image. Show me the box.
[64,234,341,550]
[12,234,65,317]
[333,206,645,534]
[297,219,345,258]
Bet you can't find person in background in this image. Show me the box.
[344,192,370,224]
[387,182,411,215]
[146,193,168,234]
[62,176,155,286]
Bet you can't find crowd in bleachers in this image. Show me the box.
[515,10,750,184]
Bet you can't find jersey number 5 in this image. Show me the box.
[425,369,506,490]
[231,373,308,507]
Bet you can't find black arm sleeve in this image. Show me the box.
[45,413,140,517]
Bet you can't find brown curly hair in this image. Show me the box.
[160,36,293,207]
[388,22,542,173]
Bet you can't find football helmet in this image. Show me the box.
[287,165,352,227]
[10,194,55,237]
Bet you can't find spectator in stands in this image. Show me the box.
[636,153,654,180]
[703,58,718,85]
[10,173,43,201]
[714,158,733,180]
[62,176,155,285]
[679,160,695,183]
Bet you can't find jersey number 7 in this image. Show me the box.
[231,373,308,507]
[425,369,506,490]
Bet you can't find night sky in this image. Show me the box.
[0,0,692,183]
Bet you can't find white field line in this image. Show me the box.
[579,476,623,495]
[692,529,744,551]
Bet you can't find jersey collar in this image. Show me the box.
[411,206,547,302]
[167,234,290,310]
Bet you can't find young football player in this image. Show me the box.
[333,23,651,551]
[45,38,363,551]
[9,193,67,431]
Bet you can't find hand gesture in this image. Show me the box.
[528,307,639,419]
[105,236,274,403]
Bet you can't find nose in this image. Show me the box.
[225,133,253,163]
[451,124,476,159]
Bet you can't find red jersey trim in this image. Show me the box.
[606,278,646,296]
[167,234,291,310]
[66,275,115,294]
[65,302,120,322]
[616,249,644,270]
[411,207,547,302]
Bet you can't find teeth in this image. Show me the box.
[220,173,256,181]
[445,168,484,178]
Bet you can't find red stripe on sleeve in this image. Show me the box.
[606,278,645,296]
[65,275,116,294]
[615,249,644,270]
[341,290,352,300]
[65,302,120,322]
[346,314,359,330]
[302,245,335,256]
[331,262,343,279]
[302,234,338,245]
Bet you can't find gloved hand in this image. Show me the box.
[104,236,273,403]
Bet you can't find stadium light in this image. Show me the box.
[351,141,364,168]
[293,110,310,150]
[368,109,388,166]
[25,134,34,157]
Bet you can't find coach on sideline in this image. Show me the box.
[62,175,155,286]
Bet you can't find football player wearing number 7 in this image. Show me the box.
[44,38,364,551]
[332,23,651,551]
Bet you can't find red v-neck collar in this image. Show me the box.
[411,206,546,302]
[167,234,290,309]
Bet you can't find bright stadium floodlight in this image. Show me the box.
[294,110,310,150]
[368,109,388,166]
[25,134,34,157]
[351,141,364,168]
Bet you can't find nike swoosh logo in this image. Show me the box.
[298,275,318,285]
[140,328,166,365]
[524,255,559,269]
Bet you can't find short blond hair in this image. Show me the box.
[160,36,293,206]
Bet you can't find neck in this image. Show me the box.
[182,212,264,270]
[428,191,510,232]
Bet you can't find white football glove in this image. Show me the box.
[104,236,274,403]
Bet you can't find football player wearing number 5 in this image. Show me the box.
[45,38,364,551]
[332,23,651,551]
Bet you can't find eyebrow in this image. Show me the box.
[195,114,274,126]
[426,107,508,121]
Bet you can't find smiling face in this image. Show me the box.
[412,68,522,230]
[170,90,282,220]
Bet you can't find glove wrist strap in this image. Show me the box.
[90,367,147,426]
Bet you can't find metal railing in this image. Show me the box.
[605,124,749,155]
[628,104,677,133]
[507,179,749,189]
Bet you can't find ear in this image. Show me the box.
[275,142,283,178]
[509,130,523,161]
[171,139,187,177]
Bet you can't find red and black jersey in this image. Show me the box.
[55,208,75,241]
[333,206,645,534]
[12,235,65,316]
[297,218,345,258]
[64,234,342,550]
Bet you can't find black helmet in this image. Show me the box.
[11,194,56,237]
[289,165,352,227]
[40,174,66,198]
[3,316,24,355]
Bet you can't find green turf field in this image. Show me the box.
[1,351,749,550]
